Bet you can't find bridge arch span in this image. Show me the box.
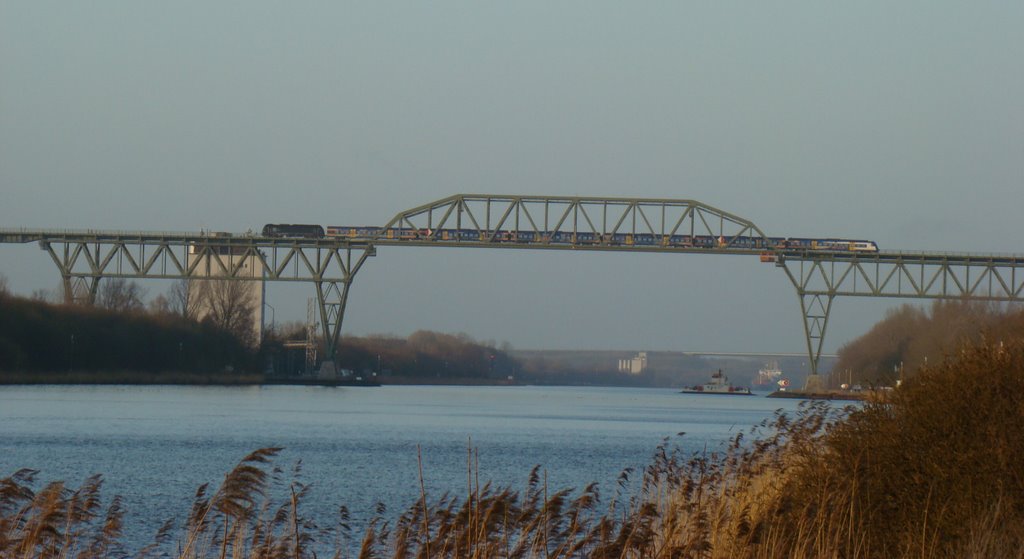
[376,194,769,249]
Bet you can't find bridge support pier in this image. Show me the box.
[794,290,835,391]
[40,241,100,304]
[36,235,377,373]
[38,237,101,303]
[778,259,835,391]
[798,292,834,391]
[314,280,353,370]
[313,246,375,369]
[62,275,100,305]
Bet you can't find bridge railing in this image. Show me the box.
[0,227,218,239]
[0,225,241,240]
[784,249,1024,262]
[881,250,1024,260]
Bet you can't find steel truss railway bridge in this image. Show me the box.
[3,194,1023,389]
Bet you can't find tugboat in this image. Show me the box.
[680,369,753,395]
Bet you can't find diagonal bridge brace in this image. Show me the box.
[314,247,375,364]
[777,257,836,391]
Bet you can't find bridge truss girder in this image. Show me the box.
[779,254,1024,300]
[30,233,375,362]
[36,236,373,284]
[376,194,768,251]
[7,211,1024,390]
[778,252,1024,385]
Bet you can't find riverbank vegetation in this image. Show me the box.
[0,290,259,380]
[0,281,520,383]
[2,276,743,387]
[4,336,1023,558]
[334,330,518,381]
[832,300,1024,386]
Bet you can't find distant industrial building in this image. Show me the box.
[188,240,265,346]
[618,352,647,374]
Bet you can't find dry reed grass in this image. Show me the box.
[3,339,1022,558]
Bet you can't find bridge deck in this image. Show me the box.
[3,227,1022,265]
[3,190,1022,382]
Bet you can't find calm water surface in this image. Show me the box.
[0,385,802,550]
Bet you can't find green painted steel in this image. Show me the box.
[373,194,769,252]
[777,252,1024,300]
[3,194,1023,383]
[0,229,375,362]
[774,251,1024,380]
[0,232,374,283]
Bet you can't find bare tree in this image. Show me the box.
[31,288,56,303]
[273,320,309,341]
[167,279,202,319]
[193,279,258,346]
[0,273,8,298]
[149,293,172,315]
[97,278,146,312]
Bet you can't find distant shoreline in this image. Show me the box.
[0,371,522,387]
[767,389,874,401]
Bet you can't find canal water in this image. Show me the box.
[0,384,803,551]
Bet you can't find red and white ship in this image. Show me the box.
[681,369,753,395]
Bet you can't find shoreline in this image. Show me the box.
[767,389,875,401]
[0,371,524,387]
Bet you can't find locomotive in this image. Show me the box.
[261,224,325,238]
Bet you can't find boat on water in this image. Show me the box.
[753,361,783,388]
[680,369,753,395]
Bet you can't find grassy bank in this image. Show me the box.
[3,340,1023,558]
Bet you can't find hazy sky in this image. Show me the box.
[2,3,1022,354]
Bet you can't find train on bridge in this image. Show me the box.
[262,223,879,253]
